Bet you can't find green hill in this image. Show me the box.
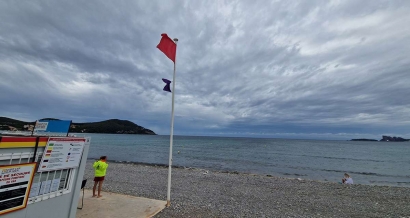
[0,117,156,135]
[0,117,35,130]
[70,119,156,135]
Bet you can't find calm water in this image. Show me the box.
[81,134,410,187]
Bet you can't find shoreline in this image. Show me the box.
[83,160,410,217]
[87,158,409,188]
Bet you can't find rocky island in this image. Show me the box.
[0,117,156,135]
[351,135,409,142]
[379,135,409,142]
[350,138,378,141]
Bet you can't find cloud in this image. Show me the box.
[0,0,409,139]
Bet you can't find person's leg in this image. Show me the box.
[97,180,104,197]
[92,180,98,197]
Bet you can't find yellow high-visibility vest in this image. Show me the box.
[93,160,108,177]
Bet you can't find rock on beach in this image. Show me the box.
[84,161,410,217]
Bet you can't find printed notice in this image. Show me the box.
[0,163,36,215]
[29,182,40,198]
[50,179,61,192]
[34,121,48,131]
[39,180,52,195]
[38,137,86,172]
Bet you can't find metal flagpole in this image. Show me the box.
[167,38,178,207]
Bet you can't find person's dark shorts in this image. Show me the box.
[94,176,105,182]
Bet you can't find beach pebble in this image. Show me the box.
[83,160,410,218]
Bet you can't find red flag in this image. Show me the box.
[157,33,176,62]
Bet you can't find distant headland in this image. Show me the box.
[351,135,409,142]
[0,117,156,135]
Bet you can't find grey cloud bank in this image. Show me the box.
[1,0,409,140]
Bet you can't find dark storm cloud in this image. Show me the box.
[0,0,409,139]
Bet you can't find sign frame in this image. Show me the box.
[0,162,37,215]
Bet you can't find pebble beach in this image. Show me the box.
[83,161,410,218]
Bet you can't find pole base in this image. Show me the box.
[166,200,171,207]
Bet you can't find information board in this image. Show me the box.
[34,120,71,133]
[38,137,85,172]
[0,163,36,215]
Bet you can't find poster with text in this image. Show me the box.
[29,182,40,198]
[39,180,51,195]
[38,137,85,172]
[0,163,36,215]
[50,178,61,192]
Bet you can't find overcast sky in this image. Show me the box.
[1,0,409,140]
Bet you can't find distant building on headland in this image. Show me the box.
[0,125,19,131]
[23,124,34,131]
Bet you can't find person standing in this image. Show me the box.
[92,156,108,197]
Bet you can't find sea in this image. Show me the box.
[80,133,410,187]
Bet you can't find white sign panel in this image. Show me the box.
[38,137,86,172]
[34,121,48,131]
